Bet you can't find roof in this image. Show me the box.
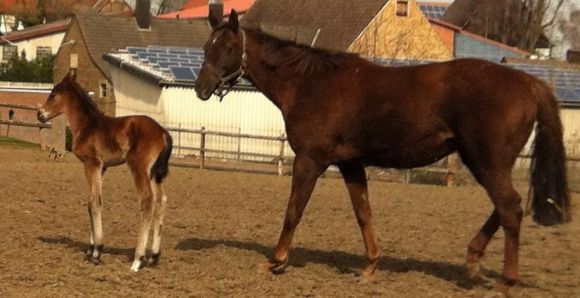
[0,19,70,44]
[106,45,579,106]
[428,18,530,57]
[502,61,580,105]
[240,0,389,51]
[74,12,211,80]
[104,45,252,88]
[159,0,255,19]
[418,2,450,19]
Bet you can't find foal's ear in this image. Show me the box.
[69,71,77,82]
[228,9,239,31]
[208,8,221,29]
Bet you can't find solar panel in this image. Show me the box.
[170,66,195,81]
[147,47,168,54]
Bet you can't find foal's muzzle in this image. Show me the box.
[37,110,48,123]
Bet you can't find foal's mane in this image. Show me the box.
[58,79,103,117]
[245,28,358,75]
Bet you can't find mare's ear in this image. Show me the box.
[208,8,221,29]
[228,9,239,31]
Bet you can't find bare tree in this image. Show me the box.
[443,0,570,53]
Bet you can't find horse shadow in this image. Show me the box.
[38,236,134,261]
[175,237,536,290]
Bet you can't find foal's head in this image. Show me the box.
[195,9,245,100]
[37,72,78,123]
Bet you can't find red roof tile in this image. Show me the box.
[160,0,255,19]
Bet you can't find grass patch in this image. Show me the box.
[0,136,39,149]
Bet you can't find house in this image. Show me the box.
[0,0,135,62]
[53,9,211,116]
[104,45,285,161]
[242,0,451,61]
[428,18,529,63]
[159,0,255,20]
[0,19,70,62]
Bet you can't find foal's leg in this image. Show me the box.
[84,159,104,264]
[128,163,155,272]
[267,155,327,274]
[149,181,167,266]
[338,160,381,276]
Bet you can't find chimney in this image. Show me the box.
[209,0,223,21]
[567,50,580,64]
[135,0,151,29]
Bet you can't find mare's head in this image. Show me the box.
[37,72,77,123]
[195,9,245,100]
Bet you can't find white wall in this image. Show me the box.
[0,32,64,61]
[111,68,292,161]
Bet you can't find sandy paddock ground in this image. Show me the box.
[0,147,578,297]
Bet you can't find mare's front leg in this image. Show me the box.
[267,154,328,274]
[338,160,381,276]
[84,159,104,264]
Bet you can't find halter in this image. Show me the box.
[213,29,248,101]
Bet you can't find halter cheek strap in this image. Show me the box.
[214,29,248,101]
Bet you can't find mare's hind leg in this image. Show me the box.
[84,159,104,264]
[338,160,380,276]
[266,154,328,274]
[128,161,155,272]
[465,168,523,287]
[149,181,167,266]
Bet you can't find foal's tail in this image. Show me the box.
[151,131,173,184]
[529,83,571,225]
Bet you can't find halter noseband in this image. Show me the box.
[213,29,247,101]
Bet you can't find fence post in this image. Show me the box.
[200,126,206,169]
[177,123,182,157]
[39,127,46,150]
[277,134,285,176]
[237,127,242,161]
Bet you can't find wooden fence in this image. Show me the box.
[166,126,457,184]
[0,103,51,148]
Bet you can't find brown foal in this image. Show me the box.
[38,72,173,272]
[194,10,571,291]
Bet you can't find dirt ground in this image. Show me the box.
[0,147,578,297]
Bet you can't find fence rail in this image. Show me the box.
[167,126,289,176]
[166,126,456,184]
[0,103,51,148]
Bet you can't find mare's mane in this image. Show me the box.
[245,28,359,75]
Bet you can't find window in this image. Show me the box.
[99,82,107,98]
[36,46,52,59]
[396,0,409,17]
[2,45,17,61]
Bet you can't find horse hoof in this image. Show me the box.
[88,257,101,265]
[86,245,94,256]
[148,253,161,267]
[466,261,481,280]
[269,259,289,275]
[131,257,147,272]
[484,282,512,298]
[362,259,380,277]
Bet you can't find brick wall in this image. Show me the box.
[53,19,116,117]
[0,83,66,151]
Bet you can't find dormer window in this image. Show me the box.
[396,0,409,17]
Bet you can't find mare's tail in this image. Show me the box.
[529,82,571,225]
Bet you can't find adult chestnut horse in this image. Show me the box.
[195,10,571,288]
[38,72,173,272]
